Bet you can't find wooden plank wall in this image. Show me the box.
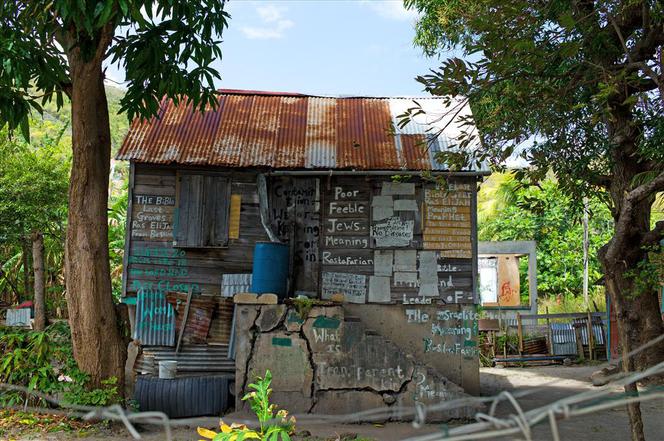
[124,164,268,297]
[123,165,479,307]
[318,176,478,305]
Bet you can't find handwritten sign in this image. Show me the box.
[423,186,472,257]
[371,217,414,247]
[131,194,175,241]
[321,272,366,303]
[321,250,373,266]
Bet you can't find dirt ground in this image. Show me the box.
[11,362,664,441]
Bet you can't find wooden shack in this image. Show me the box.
[118,90,489,418]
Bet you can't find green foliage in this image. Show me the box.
[404,2,664,288]
[538,290,606,315]
[198,370,296,441]
[623,243,664,298]
[0,129,69,243]
[62,376,119,407]
[0,0,230,135]
[479,174,613,300]
[0,86,129,307]
[0,323,120,408]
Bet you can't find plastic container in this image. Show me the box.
[251,242,289,299]
[158,360,177,379]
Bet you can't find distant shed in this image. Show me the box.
[117,89,489,418]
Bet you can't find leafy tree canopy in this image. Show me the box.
[479,174,613,299]
[0,128,70,243]
[405,0,664,208]
[0,0,229,138]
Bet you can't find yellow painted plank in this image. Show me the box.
[228,194,241,239]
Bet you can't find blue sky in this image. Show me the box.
[107,0,452,97]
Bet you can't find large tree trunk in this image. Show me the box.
[600,98,664,441]
[32,231,46,331]
[65,52,126,388]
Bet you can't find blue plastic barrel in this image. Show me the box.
[251,242,289,298]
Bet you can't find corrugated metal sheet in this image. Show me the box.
[134,289,176,346]
[134,344,235,376]
[551,322,606,356]
[117,90,485,171]
[5,308,31,326]
[221,274,252,297]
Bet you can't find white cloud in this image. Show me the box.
[240,3,294,40]
[361,0,419,22]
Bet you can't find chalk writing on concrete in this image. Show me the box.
[414,371,456,401]
[318,361,406,389]
[423,338,479,357]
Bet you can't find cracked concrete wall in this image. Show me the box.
[235,303,479,422]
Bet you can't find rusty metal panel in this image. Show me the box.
[116,90,486,172]
[134,289,176,346]
[401,134,430,170]
[305,97,337,168]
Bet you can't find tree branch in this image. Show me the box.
[610,15,664,98]
[606,171,664,263]
[641,221,664,247]
[627,171,664,206]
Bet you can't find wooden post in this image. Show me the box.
[32,232,46,331]
[517,312,524,355]
[574,325,584,359]
[546,307,553,355]
[587,310,594,361]
[175,286,194,354]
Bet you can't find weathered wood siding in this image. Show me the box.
[123,165,478,306]
[125,164,268,296]
[318,176,478,305]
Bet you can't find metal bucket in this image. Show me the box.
[158,360,177,379]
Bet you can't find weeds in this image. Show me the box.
[198,370,295,441]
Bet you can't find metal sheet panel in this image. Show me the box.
[117,90,488,172]
[550,323,578,356]
[5,308,31,326]
[134,344,235,376]
[134,289,176,346]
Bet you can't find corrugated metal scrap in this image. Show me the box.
[117,90,485,172]
[134,289,176,346]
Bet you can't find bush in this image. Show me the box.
[0,323,120,408]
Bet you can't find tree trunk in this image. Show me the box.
[65,53,126,388]
[600,94,664,440]
[600,199,664,441]
[21,239,31,302]
[32,232,46,331]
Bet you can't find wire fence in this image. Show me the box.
[2,333,664,441]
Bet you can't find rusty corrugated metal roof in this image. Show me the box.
[117,90,484,171]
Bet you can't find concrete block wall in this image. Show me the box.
[234,303,480,422]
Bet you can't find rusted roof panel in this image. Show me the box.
[117,90,485,171]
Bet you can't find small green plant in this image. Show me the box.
[198,370,295,441]
[292,297,314,320]
[62,376,120,407]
